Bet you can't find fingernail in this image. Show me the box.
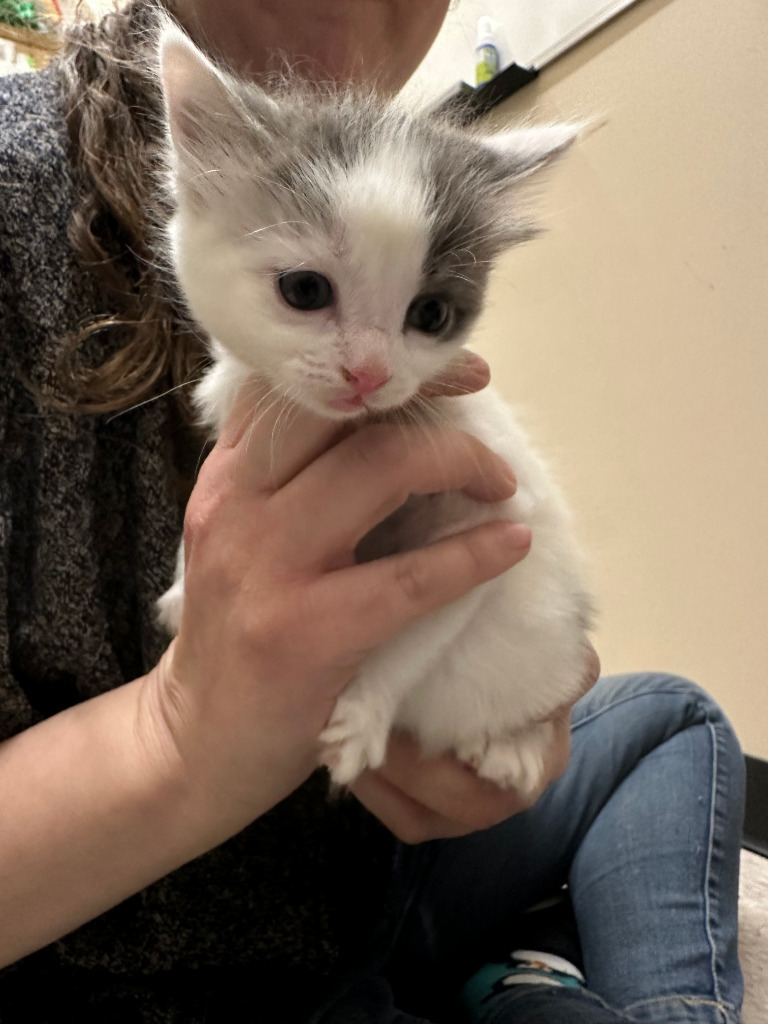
[503,466,518,492]
[501,523,532,548]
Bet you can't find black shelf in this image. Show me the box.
[433,62,539,124]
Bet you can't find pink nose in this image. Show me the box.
[340,363,391,397]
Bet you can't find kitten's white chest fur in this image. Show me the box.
[154,20,592,794]
[322,386,590,791]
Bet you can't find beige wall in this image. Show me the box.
[472,0,768,756]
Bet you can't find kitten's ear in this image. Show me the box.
[480,124,581,180]
[157,21,277,155]
[158,23,239,151]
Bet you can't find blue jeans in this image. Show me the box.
[317,673,745,1024]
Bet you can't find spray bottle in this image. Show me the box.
[475,16,501,86]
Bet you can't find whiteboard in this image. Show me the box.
[403,0,643,106]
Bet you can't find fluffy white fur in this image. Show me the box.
[155,22,591,793]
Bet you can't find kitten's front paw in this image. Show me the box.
[319,698,390,787]
[156,581,184,635]
[457,721,555,796]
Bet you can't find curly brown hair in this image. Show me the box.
[54,0,206,422]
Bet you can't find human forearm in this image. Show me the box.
[0,670,251,969]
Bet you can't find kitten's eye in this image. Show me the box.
[278,271,334,311]
[405,295,451,335]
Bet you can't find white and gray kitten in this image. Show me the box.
[155,23,592,794]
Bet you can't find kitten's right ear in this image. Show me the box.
[158,22,245,153]
[157,21,277,155]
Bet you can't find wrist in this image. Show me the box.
[138,643,318,833]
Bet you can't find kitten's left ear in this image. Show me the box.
[480,124,581,179]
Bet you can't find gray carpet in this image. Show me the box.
[740,850,768,1024]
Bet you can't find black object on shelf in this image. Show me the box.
[433,62,539,124]
[744,755,768,858]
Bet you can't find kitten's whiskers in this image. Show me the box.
[268,388,301,477]
[105,375,205,422]
[410,392,491,491]
[241,220,310,240]
[241,385,284,458]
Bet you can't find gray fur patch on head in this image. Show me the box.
[420,125,537,337]
[162,75,539,313]
[158,18,575,352]
[260,97,535,339]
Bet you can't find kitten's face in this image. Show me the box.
[169,148,477,420]
[158,21,577,421]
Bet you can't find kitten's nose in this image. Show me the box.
[340,362,392,397]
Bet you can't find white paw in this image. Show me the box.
[156,581,184,635]
[319,698,390,787]
[457,721,555,796]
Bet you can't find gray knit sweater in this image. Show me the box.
[0,66,395,1022]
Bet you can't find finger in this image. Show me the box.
[275,423,518,570]
[215,376,341,492]
[581,640,601,696]
[542,709,572,783]
[371,732,532,832]
[311,519,531,654]
[419,351,490,399]
[539,640,600,725]
[354,712,573,842]
[350,769,472,844]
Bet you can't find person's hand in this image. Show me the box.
[419,350,490,400]
[350,641,601,843]
[147,355,527,831]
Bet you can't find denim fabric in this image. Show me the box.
[317,674,745,1024]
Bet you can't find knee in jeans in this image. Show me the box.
[582,673,743,760]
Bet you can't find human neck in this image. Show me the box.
[170,0,446,93]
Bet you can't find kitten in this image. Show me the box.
[155,22,592,794]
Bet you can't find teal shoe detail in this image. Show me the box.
[461,950,585,1019]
